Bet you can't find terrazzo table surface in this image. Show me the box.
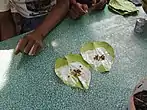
[0,6,147,110]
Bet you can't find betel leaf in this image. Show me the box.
[55,54,91,89]
[80,41,115,72]
[108,0,138,15]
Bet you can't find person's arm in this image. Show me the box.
[0,0,16,41]
[15,0,69,55]
[130,96,136,110]
[0,11,16,41]
[35,0,70,39]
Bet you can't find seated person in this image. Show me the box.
[0,0,106,56]
[0,0,69,56]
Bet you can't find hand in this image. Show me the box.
[130,96,136,110]
[69,2,88,19]
[70,0,76,4]
[92,0,107,10]
[15,31,43,56]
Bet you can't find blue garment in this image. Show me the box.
[20,16,45,33]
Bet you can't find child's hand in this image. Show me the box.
[69,2,88,19]
[15,31,43,56]
[92,0,107,10]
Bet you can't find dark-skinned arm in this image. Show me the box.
[0,10,16,41]
[15,0,70,55]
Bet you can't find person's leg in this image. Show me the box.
[20,16,46,34]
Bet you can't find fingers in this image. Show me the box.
[82,4,88,13]
[29,43,39,56]
[76,3,87,13]
[29,42,42,56]
[69,3,88,19]
[15,37,43,56]
[71,5,82,19]
[130,96,136,110]
[15,38,28,55]
[71,6,80,16]
[24,40,35,54]
[69,6,81,19]
[92,0,107,10]
[69,9,78,19]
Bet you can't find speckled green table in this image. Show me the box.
[0,6,147,110]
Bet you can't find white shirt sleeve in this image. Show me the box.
[0,0,10,12]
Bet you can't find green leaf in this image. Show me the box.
[93,42,115,59]
[80,41,115,72]
[55,54,91,89]
[108,0,138,15]
[97,65,107,73]
[65,54,91,68]
[55,57,68,69]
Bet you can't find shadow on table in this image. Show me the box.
[132,25,147,49]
